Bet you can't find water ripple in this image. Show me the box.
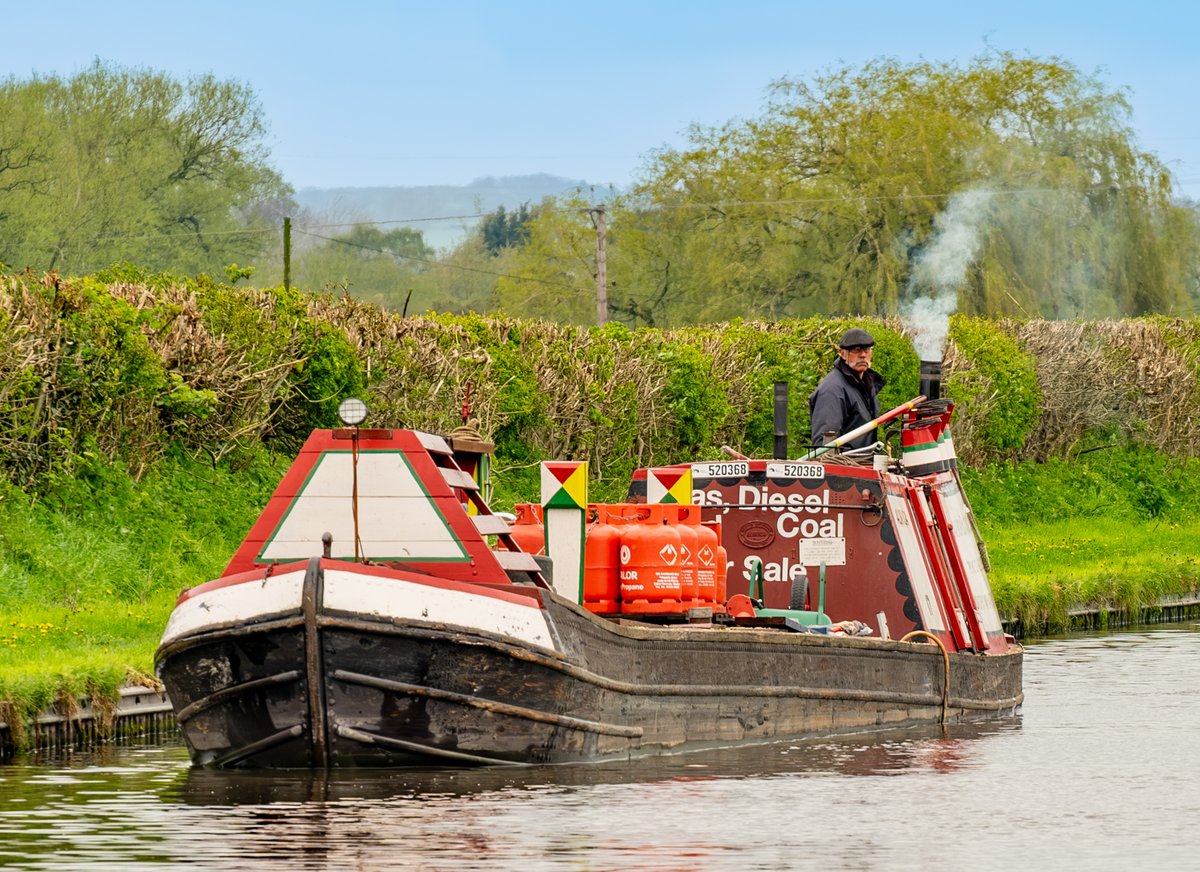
[2,625,1199,870]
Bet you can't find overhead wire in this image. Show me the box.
[5,177,1196,252]
[5,180,1197,290]
[293,228,589,293]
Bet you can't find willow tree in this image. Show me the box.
[499,53,1196,326]
[0,61,291,277]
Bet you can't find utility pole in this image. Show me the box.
[590,205,607,326]
[283,216,292,290]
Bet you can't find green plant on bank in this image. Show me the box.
[962,443,1200,633]
[960,439,1200,523]
[982,517,1198,634]
[944,315,1040,461]
[0,271,370,495]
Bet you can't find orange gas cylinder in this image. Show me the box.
[714,543,729,612]
[701,517,728,612]
[693,516,720,608]
[675,509,701,610]
[583,507,622,614]
[619,509,684,615]
[715,542,724,611]
[502,502,544,554]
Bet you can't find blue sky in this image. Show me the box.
[6,1,1199,196]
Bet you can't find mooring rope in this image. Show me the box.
[900,630,951,727]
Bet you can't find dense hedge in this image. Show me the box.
[1,271,1198,497]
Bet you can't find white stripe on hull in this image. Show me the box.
[159,569,307,648]
[322,568,556,652]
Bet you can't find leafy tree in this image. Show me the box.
[0,81,51,213]
[320,224,433,263]
[410,233,521,315]
[0,60,292,276]
[293,224,433,298]
[480,203,535,253]
[502,53,1197,325]
[291,223,435,311]
[490,195,602,323]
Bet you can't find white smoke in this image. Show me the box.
[903,188,995,360]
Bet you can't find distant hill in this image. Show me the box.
[292,174,603,250]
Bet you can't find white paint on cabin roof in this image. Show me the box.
[259,451,469,563]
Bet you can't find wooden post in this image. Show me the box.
[283,216,292,290]
[592,205,607,326]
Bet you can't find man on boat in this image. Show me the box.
[808,327,886,451]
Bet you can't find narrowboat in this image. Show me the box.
[155,379,1022,768]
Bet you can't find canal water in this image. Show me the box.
[2,624,1198,870]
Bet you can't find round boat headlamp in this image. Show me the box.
[337,397,369,426]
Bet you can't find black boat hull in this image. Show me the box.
[156,557,1023,768]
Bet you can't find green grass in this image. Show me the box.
[958,444,1200,632]
[1,593,176,711]
[0,449,285,725]
[982,515,1200,633]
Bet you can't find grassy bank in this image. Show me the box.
[2,442,1199,734]
[0,450,284,722]
[982,517,1199,632]
[960,443,1200,630]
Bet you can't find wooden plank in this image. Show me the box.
[493,550,541,571]
[440,467,479,491]
[414,430,452,455]
[471,514,512,535]
[731,616,811,633]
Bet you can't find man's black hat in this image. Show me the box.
[839,328,875,349]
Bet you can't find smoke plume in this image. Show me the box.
[903,188,995,360]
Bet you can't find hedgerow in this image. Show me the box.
[0,272,1197,500]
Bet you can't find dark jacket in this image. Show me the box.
[808,358,887,450]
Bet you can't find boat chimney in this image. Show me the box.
[773,381,788,458]
[919,360,941,402]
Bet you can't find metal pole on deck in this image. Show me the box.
[773,382,788,459]
[801,395,927,460]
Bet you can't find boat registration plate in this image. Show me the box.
[691,461,750,479]
[765,461,826,480]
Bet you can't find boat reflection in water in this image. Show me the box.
[171,718,1021,807]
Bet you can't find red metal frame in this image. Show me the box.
[223,429,515,585]
[928,486,989,651]
[880,479,957,643]
[905,484,971,652]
